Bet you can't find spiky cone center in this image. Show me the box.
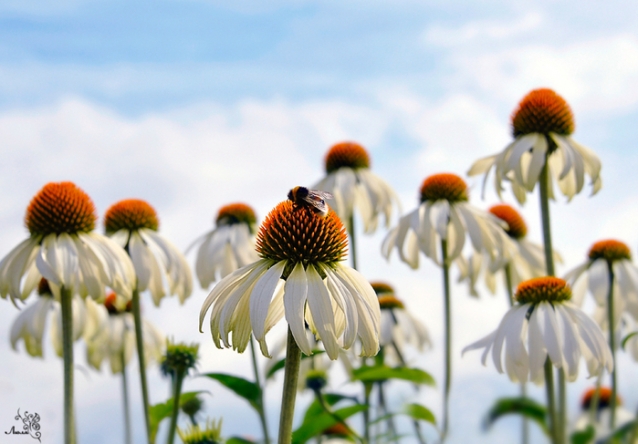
[370,281,395,296]
[581,387,621,410]
[161,342,200,375]
[216,202,257,228]
[104,199,159,234]
[419,173,469,203]
[489,204,527,239]
[104,292,132,315]
[511,88,575,138]
[378,295,404,310]
[515,277,572,304]
[588,239,631,263]
[255,200,348,269]
[37,278,52,297]
[325,141,371,174]
[178,420,223,444]
[25,182,97,237]
[322,423,351,438]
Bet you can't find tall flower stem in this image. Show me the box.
[544,359,558,444]
[61,286,76,444]
[440,239,452,442]
[278,327,302,444]
[313,388,363,443]
[504,265,529,444]
[378,382,398,443]
[131,285,152,444]
[250,335,271,444]
[348,214,358,270]
[363,382,372,444]
[166,370,185,444]
[121,349,132,444]
[606,262,617,429]
[587,376,602,426]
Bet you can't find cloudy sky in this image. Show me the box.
[2,1,638,443]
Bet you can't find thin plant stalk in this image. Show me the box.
[61,286,76,444]
[544,359,558,444]
[167,370,185,444]
[250,335,271,444]
[121,348,132,444]
[131,285,152,444]
[587,376,602,426]
[504,264,529,444]
[378,382,398,444]
[313,388,363,443]
[363,382,372,444]
[278,327,302,444]
[348,214,358,270]
[606,261,617,429]
[440,238,452,442]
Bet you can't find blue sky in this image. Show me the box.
[2,1,638,443]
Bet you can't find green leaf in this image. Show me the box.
[292,405,368,444]
[603,420,637,443]
[227,437,256,444]
[484,397,548,435]
[403,403,436,425]
[265,350,325,380]
[302,393,354,424]
[200,373,261,411]
[149,391,204,443]
[621,331,638,350]
[352,366,435,385]
[570,425,595,444]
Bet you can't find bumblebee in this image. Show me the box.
[287,186,333,217]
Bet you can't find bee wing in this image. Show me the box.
[309,190,333,200]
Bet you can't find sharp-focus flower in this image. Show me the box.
[456,204,557,297]
[572,387,634,441]
[10,278,106,358]
[463,277,612,383]
[0,182,136,304]
[199,191,381,360]
[468,88,602,204]
[372,282,431,356]
[565,240,638,319]
[86,292,164,374]
[382,173,515,269]
[105,199,193,305]
[314,142,400,234]
[189,203,259,289]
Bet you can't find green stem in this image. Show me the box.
[557,370,566,444]
[167,371,185,444]
[61,286,76,444]
[606,261,617,429]
[278,327,302,444]
[250,335,271,444]
[131,285,152,444]
[313,388,364,443]
[544,359,558,444]
[587,376,602,426]
[440,239,452,442]
[121,348,132,444]
[363,382,372,444]
[348,214,358,270]
[377,382,398,444]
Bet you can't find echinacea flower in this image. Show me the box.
[372,282,431,356]
[314,142,400,234]
[463,277,612,383]
[178,419,223,444]
[189,203,259,289]
[10,278,106,358]
[0,182,135,304]
[382,173,514,268]
[468,88,602,204]
[105,199,193,305]
[572,387,634,441]
[199,190,381,360]
[456,204,557,297]
[86,292,164,374]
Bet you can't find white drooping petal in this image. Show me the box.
[305,265,339,359]
[284,263,312,355]
[250,261,286,351]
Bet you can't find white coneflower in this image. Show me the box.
[463,277,612,383]
[572,387,634,442]
[199,189,381,360]
[105,199,193,305]
[314,141,400,234]
[468,88,601,204]
[382,173,515,268]
[0,182,136,304]
[189,203,259,289]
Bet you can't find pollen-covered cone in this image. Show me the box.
[199,198,380,360]
[468,88,601,204]
[382,173,515,269]
[105,199,193,306]
[189,203,259,288]
[314,142,400,234]
[462,277,612,384]
[0,182,135,304]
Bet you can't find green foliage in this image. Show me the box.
[292,405,367,444]
[352,365,435,385]
[403,403,436,425]
[226,437,256,444]
[570,425,595,444]
[484,397,548,435]
[200,373,261,411]
[602,420,637,443]
[149,391,205,443]
[621,331,638,350]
